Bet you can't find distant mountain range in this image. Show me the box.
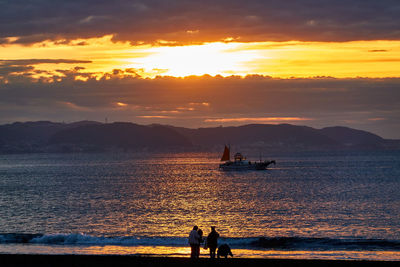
[0,121,399,153]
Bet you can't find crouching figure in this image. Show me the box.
[217,244,233,258]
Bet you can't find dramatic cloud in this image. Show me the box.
[0,59,95,83]
[1,1,399,139]
[0,74,399,138]
[1,0,400,45]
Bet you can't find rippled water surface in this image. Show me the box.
[0,151,399,259]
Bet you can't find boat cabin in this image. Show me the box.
[234,152,245,162]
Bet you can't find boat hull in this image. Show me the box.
[219,160,275,171]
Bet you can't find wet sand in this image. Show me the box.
[1,254,399,267]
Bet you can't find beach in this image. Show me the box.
[1,254,400,267]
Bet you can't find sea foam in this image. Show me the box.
[1,233,399,251]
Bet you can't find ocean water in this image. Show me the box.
[0,151,399,260]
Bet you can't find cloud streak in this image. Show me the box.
[204,117,313,123]
[0,59,92,65]
[0,59,93,79]
[1,0,400,45]
[0,74,399,138]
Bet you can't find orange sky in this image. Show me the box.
[2,36,400,79]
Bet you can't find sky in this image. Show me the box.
[1,0,400,138]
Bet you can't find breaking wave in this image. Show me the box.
[0,233,399,251]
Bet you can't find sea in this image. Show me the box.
[0,150,399,261]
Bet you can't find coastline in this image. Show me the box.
[1,254,399,267]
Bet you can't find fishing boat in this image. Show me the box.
[219,145,275,171]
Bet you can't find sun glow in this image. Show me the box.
[1,35,400,79]
[120,40,400,78]
[125,42,260,77]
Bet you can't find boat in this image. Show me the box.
[219,145,276,171]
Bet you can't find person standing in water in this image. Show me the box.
[207,226,219,258]
[188,226,200,258]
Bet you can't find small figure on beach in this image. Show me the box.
[217,244,233,258]
[206,226,220,258]
[188,226,201,258]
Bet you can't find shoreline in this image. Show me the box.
[1,254,399,267]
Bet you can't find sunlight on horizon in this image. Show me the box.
[119,40,400,78]
[2,35,400,79]
[124,42,261,77]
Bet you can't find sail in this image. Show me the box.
[220,145,230,161]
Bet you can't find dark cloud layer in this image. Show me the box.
[1,0,400,45]
[0,59,92,76]
[0,73,399,138]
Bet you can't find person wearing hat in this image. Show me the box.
[206,226,220,258]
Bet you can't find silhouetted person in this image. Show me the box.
[188,226,200,258]
[207,226,220,258]
[217,244,233,258]
[197,228,204,257]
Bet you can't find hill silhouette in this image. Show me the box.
[0,121,398,153]
[49,122,192,151]
[320,126,384,149]
[170,124,338,148]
